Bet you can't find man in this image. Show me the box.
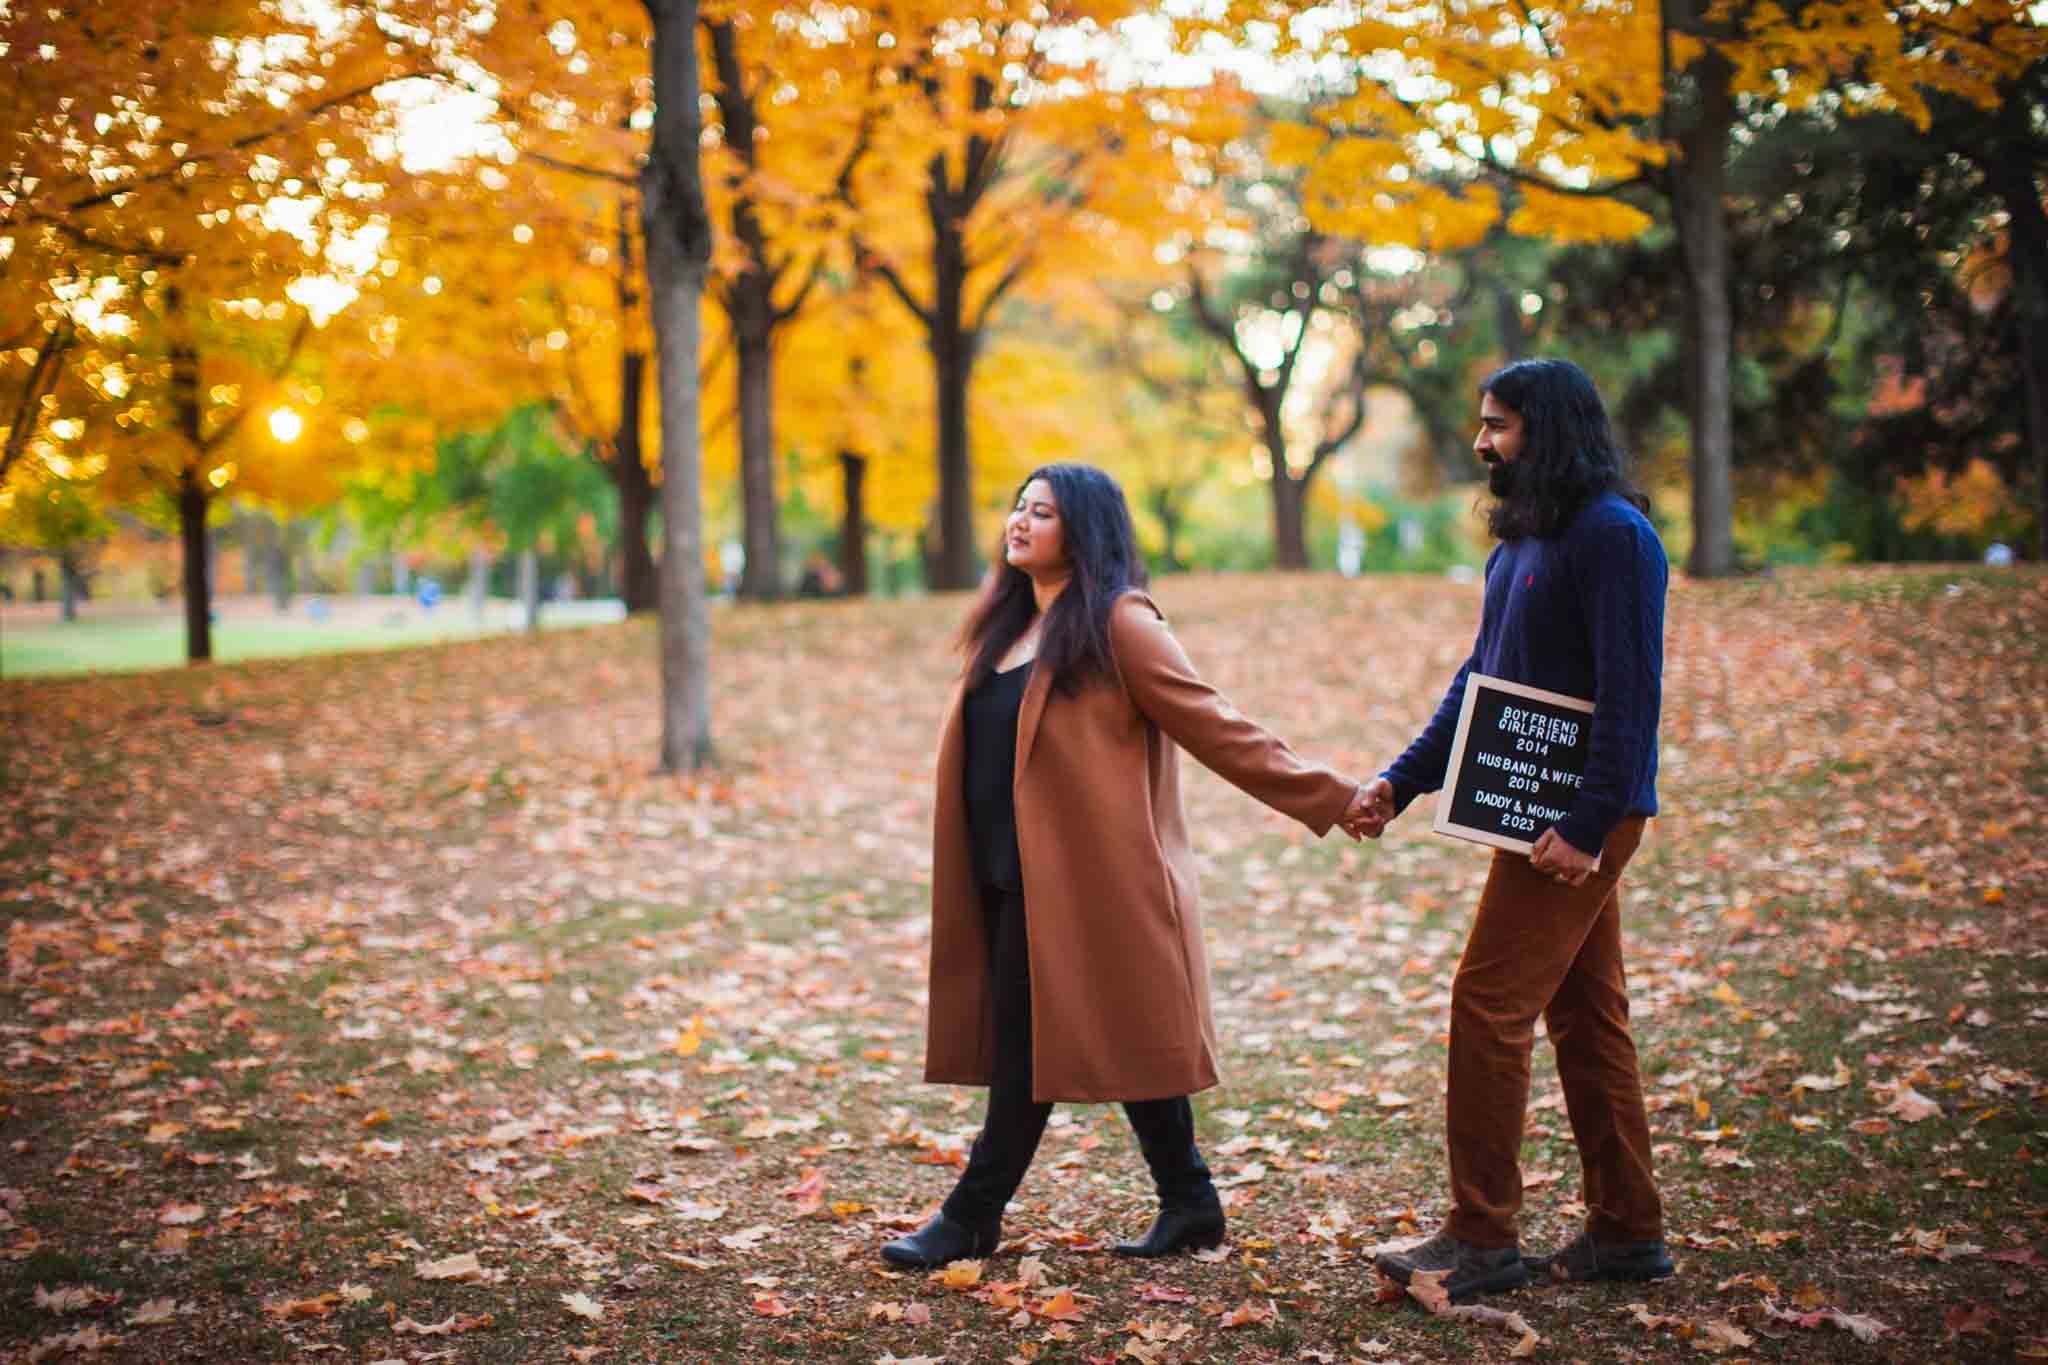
[1354,358,1673,1301]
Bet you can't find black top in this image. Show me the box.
[963,660,1031,893]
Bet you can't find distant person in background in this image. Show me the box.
[882,463,1375,1269]
[797,552,843,598]
[1353,358,1673,1301]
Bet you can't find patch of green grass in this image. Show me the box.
[1797,565,2030,605]
[0,600,628,678]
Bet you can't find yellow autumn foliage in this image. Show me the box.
[1898,459,2023,538]
[1505,187,1656,246]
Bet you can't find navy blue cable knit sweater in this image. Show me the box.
[1384,491,1668,857]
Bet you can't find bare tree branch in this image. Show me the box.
[863,252,934,330]
[0,320,73,490]
[58,72,440,216]
[771,253,828,328]
[970,251,1034,334]
[1185,266,1251,370]
[24,212,184,267]
[1306,347,1371,483]
[200,315,314,455]
[1510,0,1560,60]
[521,148,638,186]
[1270,237,1325,400]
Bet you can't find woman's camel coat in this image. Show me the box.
[924,591,1357,1103]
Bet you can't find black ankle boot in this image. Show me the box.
[1113,1192,1225,1258]
[880,1211,1002,1269]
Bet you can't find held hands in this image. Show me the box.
[1529,827,1597,887]
[1338,778,1397,840]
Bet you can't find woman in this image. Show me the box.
[881,464,1370,1269]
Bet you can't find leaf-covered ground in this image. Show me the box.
[2,566,2043,1364]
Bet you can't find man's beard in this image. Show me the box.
[1486,455,1519,498]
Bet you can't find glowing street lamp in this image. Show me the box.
[269,407,304,443]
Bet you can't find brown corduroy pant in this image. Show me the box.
[1443,816,1664,1250]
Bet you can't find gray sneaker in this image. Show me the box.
[1374,1227,1530,1301]
[1527,1229,1675,1283]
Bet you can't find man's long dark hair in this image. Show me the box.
[960,463,1147,694]
[1481,358,1650,541]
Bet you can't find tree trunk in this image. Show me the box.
[707,22,787,602]
[931,202,977,591]
[611,348,661,613]
[1258,399,1310,569]
[167,285,213,662]
[733,282,783,599]
[466,545,490,622]
[58,555,83,623]
[1151,487,1186,573]
[178,472,213,663]
[519,548,541,631]
[1492,279,1527,363]
[1271,469,1309,571]
[1983,148,2048,561]
[643,0,715,773]
[838,450,869,597]
[2022,328,2048,563]
[266,517,293,611]
[1670,23,1737,578]
[612,191,660,615]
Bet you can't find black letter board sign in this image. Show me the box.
[1433,672,1597,857]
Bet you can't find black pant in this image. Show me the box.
[941,887,1215,1226]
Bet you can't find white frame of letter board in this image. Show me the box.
[1432,671,1598,857]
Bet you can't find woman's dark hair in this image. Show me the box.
[1481,358,1650,540]
[960,463,1148,693]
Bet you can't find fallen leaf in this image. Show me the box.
[935,1259,983,1290]
[1883,1087,1942,1122]
[393,1314,459,1336]
[1945,1302,1996,1336]
[1403,1269,1450,1315]
[781,1167,827,1208]
[717,1224,774,1252]
[561,1291,605,1322]
[1700,1319,1753,1352]
[1791,1059,1851,1092]
[415,1251,485,1282]
[1763,1301,1890,1342]
[1625,1302,1686,1331]
[1032,1289,1084,1322]
[33,1285,114,1314]
[23,1325,121,1358]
